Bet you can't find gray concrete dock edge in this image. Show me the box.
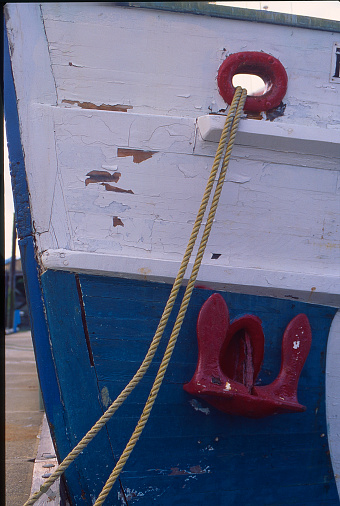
[5,330,45,505]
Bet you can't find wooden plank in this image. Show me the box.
[40,4,340,123]
[34,106,339,294]
[41,1,340,32]
[40,270,123,504]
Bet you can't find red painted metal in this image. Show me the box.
[183,294,312,418]
[217,51,288,112]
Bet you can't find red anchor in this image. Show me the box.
[183,294,312,418]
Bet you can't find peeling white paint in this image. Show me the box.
[189,399,210,415]
[225,381,232,391]
[117,486,161,505]
[6,4,339,297]
[100,386,111,408]
[202,445,215,452]
[101,165,118,171]
[227,174,251,184]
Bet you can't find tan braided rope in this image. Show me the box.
[23,87,246,506]
[94,88,247,506]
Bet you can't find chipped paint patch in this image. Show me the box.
[246,111,264,120]
[227,174,251,184]
[211,375,222,384]
[85,170,121,186]
[265,102,286,121]
[100,386,111,408]
[138,267,152,276]
[189,399,210,415]
[101,183,134,194]
[117,147,157,163]
[202,445,215,452]
[169,467,188,476]
[62,99,133,112]
[118,487,161,505]
[112,217,124,227]
[190,465,207,474]
[169,465,211,476]
[102,165,118,171]
[85,168,134,195]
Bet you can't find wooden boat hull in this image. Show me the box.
[41,269,339,504]
[4,3,340,504]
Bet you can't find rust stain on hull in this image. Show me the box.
[85,170,121,186]
[62,99,133,112]
[246,111,263,120]
[117,147,157,163]
[101,183,134,194]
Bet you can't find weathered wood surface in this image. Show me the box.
[42,3,340,123]
[5,3,340,502]
[40,271,120,505]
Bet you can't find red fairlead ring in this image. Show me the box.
[217,51,288,112]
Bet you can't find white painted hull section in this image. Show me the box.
[30,103,340,305]
[5,4,339,300]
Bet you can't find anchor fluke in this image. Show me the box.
[184,294,312,418]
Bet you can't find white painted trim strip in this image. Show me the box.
[197,116,340,157]
[41,249,339,306]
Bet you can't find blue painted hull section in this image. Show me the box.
[41,270,338,505]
